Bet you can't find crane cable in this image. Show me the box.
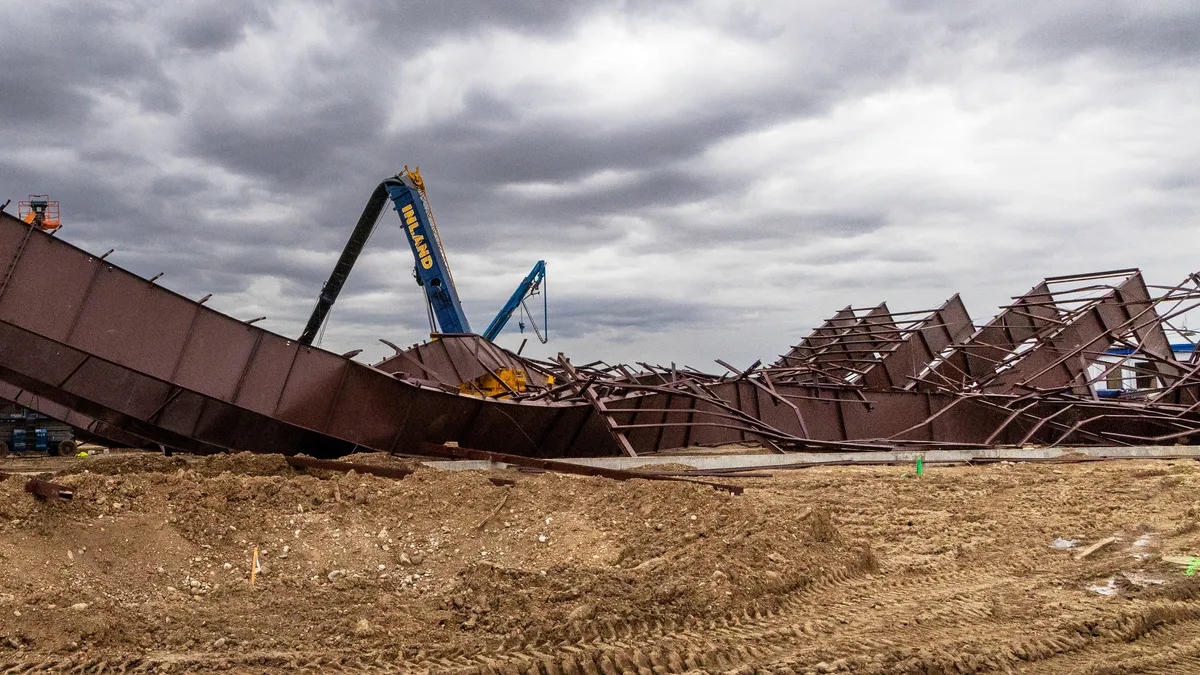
[424,285,437,334]
[518,276,549,344]
[519,299,547,343]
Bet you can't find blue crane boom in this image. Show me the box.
[482,260,546,342]
[299,170,469,344]
[384,171,471,334]
[299,169,545,348]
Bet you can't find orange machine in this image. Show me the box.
[18,195,61,232]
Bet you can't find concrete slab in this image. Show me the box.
[421,446,1200,473]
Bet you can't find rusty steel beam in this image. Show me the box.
[808,303,895,377]
[777,305,859,365]
[774,304,898,384]
[25,478,73,500]
[0,380,150,449]
[866,295,975,390]
[908,271,1186,399]
[0,211,621,458]
[556,355,639,457]
[769,299,977,391]
[918,280,1059,390]
[982,271,1165,395]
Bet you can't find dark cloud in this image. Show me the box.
[345,0,606,43]
[1019,4,1200,63]
[0,70,92,130]
[0,4,169,127]
[4,0,1200,367]
[186,106,384,184]
[892,2,1200,65]
[1156,168,1200,193]
[411,101,755,185]
[676,210,893,249]
[167,4,271,53]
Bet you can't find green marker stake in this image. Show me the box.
[1186,557,1200,577]
[915,456,924,476]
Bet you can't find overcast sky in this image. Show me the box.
[3,1,1199,370]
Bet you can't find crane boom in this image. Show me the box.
[298,181,391,345]
[482,260,547,342]
[299,168,550,354]
[385,172,471,334]
[298,171,470,346]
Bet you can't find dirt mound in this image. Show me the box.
[190,452,293,476]
[57,451,292,478]
[446,481,851,637]
[5,454,1200,673]
[58,451,187,475]
[0,454,861,662]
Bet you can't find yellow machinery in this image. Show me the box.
[460,367,528,398]
[458,368,555,398]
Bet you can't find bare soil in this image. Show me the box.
[2,451,1200,673]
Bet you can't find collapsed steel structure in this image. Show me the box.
[3,208,1200,459]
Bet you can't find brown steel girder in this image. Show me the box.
[0,212,621,458]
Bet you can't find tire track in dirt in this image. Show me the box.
[1011,605,1200,674]
[0,559,877,674]
[0,557,1079,674]
[367,573,1200,673]
[8,579,1200,674]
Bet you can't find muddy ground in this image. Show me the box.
[2,451,1200,673]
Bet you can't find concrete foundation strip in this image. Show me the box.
[421,445,1200,474]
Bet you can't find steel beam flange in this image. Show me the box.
[25,478,73,500]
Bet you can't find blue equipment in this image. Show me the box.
[0,402,77,457]
[482,261,547,343]
[383,171,471,334]
[299,168,547,346]
[9,426,50,453]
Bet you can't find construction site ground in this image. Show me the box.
[2,450,1200,674]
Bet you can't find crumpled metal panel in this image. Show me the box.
[866,295,974,390]
[5,205,1200,457]
[774,304,891,384]
[0,211,620,458]
[917,271,1184,396]
[602,380,1018,448]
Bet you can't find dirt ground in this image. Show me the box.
[2,451,1200,673]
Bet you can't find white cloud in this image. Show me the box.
[386,12,781,133]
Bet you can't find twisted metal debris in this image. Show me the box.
[2,207,1200,459]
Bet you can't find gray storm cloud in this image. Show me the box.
[2,0,1199,367]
